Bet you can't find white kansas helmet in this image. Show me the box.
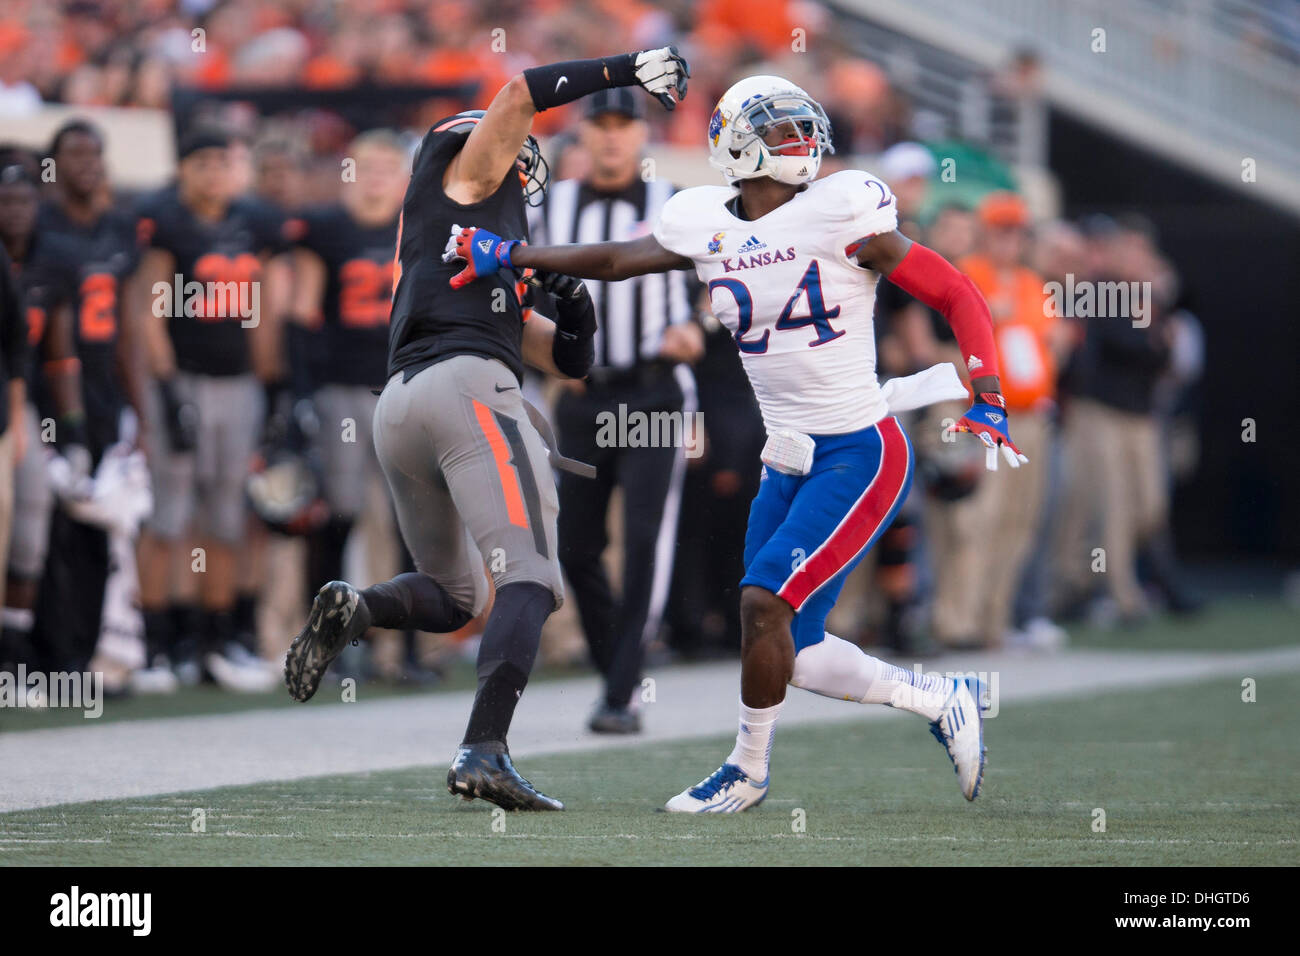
[707,75,834,186]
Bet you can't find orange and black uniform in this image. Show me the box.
[387,121,532,383]
[31,203,139,459]
[296,203,397,389]
[136,186,287,376]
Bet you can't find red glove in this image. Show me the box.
[442,224,522,290]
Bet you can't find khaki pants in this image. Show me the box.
[926,407,1051,646]
[969,410,1052,643]
[921,401,986,646]
[1051,402,1101,608]
[1068,399,1166,615]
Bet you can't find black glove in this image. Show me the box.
[535,269,590,305]
[262,381,318,454]
[158,378,198,453]
[535,270,596,379]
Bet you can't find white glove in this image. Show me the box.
[60,444,95,501]
[633,47,690,110]
[442,223,463,263]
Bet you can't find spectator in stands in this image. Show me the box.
[1066,217,1176,623]
[956,192,1067,647]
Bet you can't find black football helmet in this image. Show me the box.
[432,109,549,206]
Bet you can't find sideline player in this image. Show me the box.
[286,130,408,599]
[135,128,288,691]
[447,75,1027,812]
[283,48,690,811]
[29,121,151,677]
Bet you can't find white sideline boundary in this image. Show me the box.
[2,646,1298,813]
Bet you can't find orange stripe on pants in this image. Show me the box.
[471,399,529,530]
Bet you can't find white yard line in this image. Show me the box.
[1,646,1297,813]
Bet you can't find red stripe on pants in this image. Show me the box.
[777,417,910,610]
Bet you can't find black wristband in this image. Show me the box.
[551,296,596,379]
[523,54,637,112]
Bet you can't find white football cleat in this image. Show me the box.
[929,676,987,800]
[664,763,768,813]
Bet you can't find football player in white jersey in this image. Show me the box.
[446,76,1028,812]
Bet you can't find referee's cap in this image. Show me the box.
[584,87,644,121]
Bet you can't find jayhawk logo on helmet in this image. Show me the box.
[707,232,725,254]
[708,105,727,147]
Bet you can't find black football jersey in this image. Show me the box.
[387,119,532,383]
[9,229,61,405]
[136,187,287,377]
[297,204,397,388]
[0,244,27,433]
[32,202,140,453]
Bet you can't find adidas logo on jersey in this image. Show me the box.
[736,235,767,254]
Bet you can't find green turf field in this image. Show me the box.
[1,596,1292,733]
[4,672,1296,866]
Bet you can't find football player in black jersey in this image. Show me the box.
[287,130,407,612]
[25,121,156,682]
[0,156,39,675]
[135,128,288,693]
[284,47,689,811]
[0,150,89,675]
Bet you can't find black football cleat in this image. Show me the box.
[447,746,564,811]
[284,581,371,702]
[588,702,642,735]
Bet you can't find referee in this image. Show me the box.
[536,88,703,733]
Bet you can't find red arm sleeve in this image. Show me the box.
[885,242,1000,383]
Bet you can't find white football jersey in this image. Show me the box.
[654,169,899,435]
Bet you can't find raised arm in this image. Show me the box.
[446,49,689,205]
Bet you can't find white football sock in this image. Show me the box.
[725,697,783,781]
[790,633,952,721]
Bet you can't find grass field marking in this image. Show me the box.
[4,644,1300,816]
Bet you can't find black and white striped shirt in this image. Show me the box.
[532,177,692,371]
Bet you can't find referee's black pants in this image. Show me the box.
[556,371,682,711]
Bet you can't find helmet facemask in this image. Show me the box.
[517,134,550,207]
[438,111,550,206]
[736,93,833,183]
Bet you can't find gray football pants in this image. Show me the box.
[372,355,564,618]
